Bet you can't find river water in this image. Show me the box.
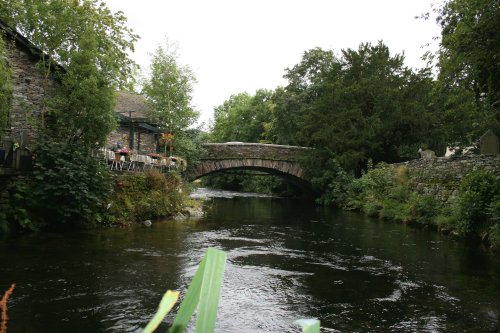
[1,188,499,332]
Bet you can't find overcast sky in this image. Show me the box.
[103,0,442,126]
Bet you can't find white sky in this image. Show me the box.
[103,0,442,126]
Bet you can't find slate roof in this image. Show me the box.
[115,91,153,119]
[115,91,159,132]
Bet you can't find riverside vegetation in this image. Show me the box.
[342,162,500,247]
[0,138,193,232]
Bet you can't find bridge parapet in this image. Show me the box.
[191,143,314,191]
[201,143,311,162]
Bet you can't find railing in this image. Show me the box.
[0,147,186,174]
[96,148,186,173]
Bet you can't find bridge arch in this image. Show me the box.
[189,143,314,191]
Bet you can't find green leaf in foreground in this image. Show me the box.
[143,290,179,333]
[294,319,321,333]
[169,247,227,333]
[195,248,227,333]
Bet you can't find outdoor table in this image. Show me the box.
[146,153,162,169]
[117,149,130,157]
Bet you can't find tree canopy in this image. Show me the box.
[142,43,198,134]
[141,42,199,164]
[270,42,437,171]
[433,0,500,145]
[210,89,274,143]
[0,0,138,86]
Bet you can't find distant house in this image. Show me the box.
[108,91,160,154]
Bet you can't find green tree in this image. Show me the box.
[211,93,252,142]
[47,30,117,147]
[434,0,500,145]
[142,42,199,153]
[273,42,437,172]
[270,48,336,145]
[211,89,274,143]
[173,127,210,175]
[0,0,137,85]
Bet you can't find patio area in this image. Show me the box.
[99,148,186,173]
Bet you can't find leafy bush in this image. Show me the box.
[310,158,353,206]
[362,194,383,217]
[31,141,113,228]
[379,198,405,221]
[489,223,500,247]
[406,192,440,225]
[345,163,407,212]
[344,163,445,227]
[1,180,35,232]
[1,139,113,231]
[106,169,187,224]
[487,197,500,224]
[453,169,500,236]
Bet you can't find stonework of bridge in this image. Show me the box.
[190,143,313,189]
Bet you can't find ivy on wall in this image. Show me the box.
[0,33,12,142]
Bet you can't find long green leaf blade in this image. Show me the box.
[294,319,321,333]
[143,290,179,333]
[169,251,207,333]
[194,247,227,333]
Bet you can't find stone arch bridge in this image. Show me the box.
[190,143,314,190]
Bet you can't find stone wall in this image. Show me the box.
[3,36,58,147]
[201,143,311,162]
[391,155,500,202]
[106,127,156,154]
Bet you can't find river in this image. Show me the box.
[1,188,499,332]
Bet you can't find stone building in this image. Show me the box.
[108,91,160,154]
[0,19,60,148]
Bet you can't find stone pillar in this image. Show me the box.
[479,130,499,155]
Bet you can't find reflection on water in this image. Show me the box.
[189,187,273,199]
[1,189,499,332]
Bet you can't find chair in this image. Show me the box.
[111,153,123,170]
[143,156,154,170]
[126,153,134,171]
[105,149,115,168]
